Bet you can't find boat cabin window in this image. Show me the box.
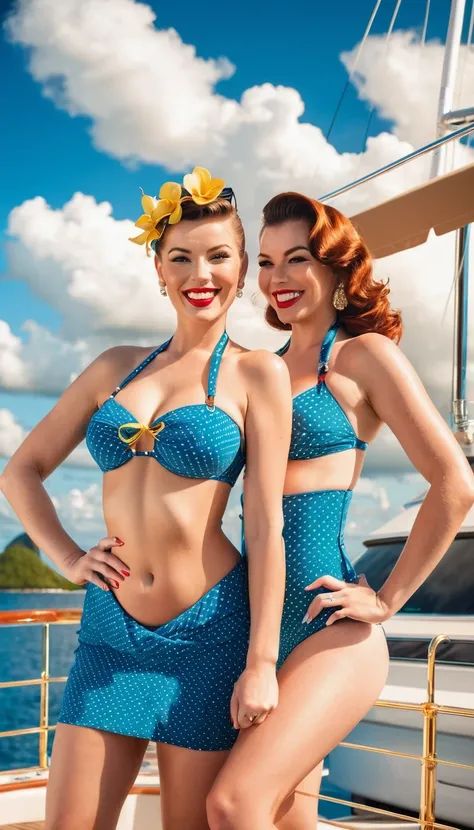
[354,537,474,614]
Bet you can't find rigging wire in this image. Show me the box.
[325,0,384,143]
[420,0,431,47]
[359,0,404,154]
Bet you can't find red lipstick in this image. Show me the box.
[182,288,221,308]
[273,290,304,309]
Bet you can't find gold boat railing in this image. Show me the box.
[1,613,473,829]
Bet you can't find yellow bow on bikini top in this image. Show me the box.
[118,421,166,447]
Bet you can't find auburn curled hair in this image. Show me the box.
[153,197,245,259]
[262,193,402,342]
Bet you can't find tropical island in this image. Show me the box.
[0,533,79,590]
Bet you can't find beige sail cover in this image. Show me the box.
[350,163,474,258]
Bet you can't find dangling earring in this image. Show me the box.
[160,285,167,297]
[236,288,244,298]
[332,282,347,311]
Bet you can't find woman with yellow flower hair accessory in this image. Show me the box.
[1,166,292,829]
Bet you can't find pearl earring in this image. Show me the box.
[236,288,244,298]
[160,286,167,297]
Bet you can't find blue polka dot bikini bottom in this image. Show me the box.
[59,559,250,751]
[277,489,357,667]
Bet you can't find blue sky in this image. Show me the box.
[0,0,472,553]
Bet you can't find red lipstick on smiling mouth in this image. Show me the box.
[272,289,304,309]
[182,287,221,308]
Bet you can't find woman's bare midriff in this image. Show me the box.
[102,460,240,627]
[283,449,365,496]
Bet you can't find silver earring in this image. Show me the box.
[332,282,347,311]
[236,288,244,298]
[160,286,167,297]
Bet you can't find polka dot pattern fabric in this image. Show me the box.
[59,559,250,750]
[278,322,368,459]
[277,490,357,667]
[243,321,368,667]
[86,332,245,486]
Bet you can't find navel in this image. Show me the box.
[142,571,155,588]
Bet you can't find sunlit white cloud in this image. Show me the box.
[342,31,474,151]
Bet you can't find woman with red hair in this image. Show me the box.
[207,192,474,829]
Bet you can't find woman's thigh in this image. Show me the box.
[157,742,230,830]
[46,723,148,830]
[208,621,389,829]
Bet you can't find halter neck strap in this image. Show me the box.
[111,331,229,407]
[318,322,339,382]
[205,331,229,409]
[276,321,340,384]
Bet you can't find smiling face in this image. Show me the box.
[258,219,337,325]
[155,214,247,323]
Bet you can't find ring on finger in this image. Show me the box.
[327,593,334,603]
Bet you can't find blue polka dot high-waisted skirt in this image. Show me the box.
[277,490,358,666]
[59,559,250,751]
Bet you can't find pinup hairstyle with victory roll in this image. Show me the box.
[261,192,402,342]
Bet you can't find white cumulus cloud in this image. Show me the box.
[342,30,474,151]
[5,0,237,169]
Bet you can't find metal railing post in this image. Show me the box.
[38,622,50,769]
[420,634,449,829]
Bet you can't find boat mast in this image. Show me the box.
[430,0,467,178]
[432,0,474,459]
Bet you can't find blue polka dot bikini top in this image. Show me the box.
[277,322,368,460]
[86,332,245,486]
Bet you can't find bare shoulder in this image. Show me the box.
[338,332,405,378]
[92,344,149,374]
[74,343,153,397]
[235,347,290,389]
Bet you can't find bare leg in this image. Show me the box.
[207,621,389,830]
[46,723,148,830]
[157,742,230,830]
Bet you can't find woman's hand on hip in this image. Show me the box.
[63,536,130,589]
[230,662,279,730]
[303,574,391,626]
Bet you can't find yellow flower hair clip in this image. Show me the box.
[129,167,235,256]
[182,167,225,205]
[129,182,182,256]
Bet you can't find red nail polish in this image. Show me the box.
[121,570,130,577]
[111,580,120,589]
[114,537,124,545]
